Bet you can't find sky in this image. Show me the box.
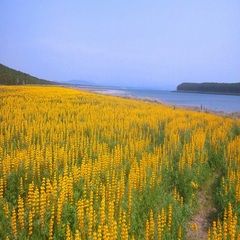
[0,1,240,90]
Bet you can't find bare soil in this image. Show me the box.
[186,174,219,240]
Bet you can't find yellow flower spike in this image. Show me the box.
[19,177,24,195]
[97,225,102,240]
[217,218,222,239]
[178,226,182,240]
[99,195,106,228]
[77,200,84,231]
[40,183,47,227]
[66,224,72,240]
[3,202,9,219]
[56,192,64,226]
[11,208,17,237]
[48,206,55,240]
[75,230,82,240]
[167,204,172,233]
[173,186,177,200]
[157,214,162,240]
[207,227,211,240]
[17,195,25,230]
[28,210,33,235]
[144,219,150,240]
[0,177,3,199]
[149,210,155,239]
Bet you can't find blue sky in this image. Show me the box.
[0,1,239,90]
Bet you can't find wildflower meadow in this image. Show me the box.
[0,86,239,239]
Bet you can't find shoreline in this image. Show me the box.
[173,90,240,96]
[67,85,240,119]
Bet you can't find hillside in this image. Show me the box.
[176,82,240,95]
[0,63,56,85]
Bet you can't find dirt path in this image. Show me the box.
[186,174,218,240]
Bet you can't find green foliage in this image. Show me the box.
[177,82,240,95]
[0,63,56,85]
[231,122,240,137]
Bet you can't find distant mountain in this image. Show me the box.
[0,63,57,85]
[59,79,95,85]
[176,82,240,95]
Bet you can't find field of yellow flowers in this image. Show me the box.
[0,86,239,239]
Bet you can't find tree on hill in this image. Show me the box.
[177,82,240,95]
[0,63,57,85]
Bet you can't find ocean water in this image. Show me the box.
[87,86,240,113]
[122,89,240,113]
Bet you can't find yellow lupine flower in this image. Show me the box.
[0,86,240,239]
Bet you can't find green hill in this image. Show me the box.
[176,82,240,95]
[0,63,57,85]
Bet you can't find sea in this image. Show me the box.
[78,86,240,113]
